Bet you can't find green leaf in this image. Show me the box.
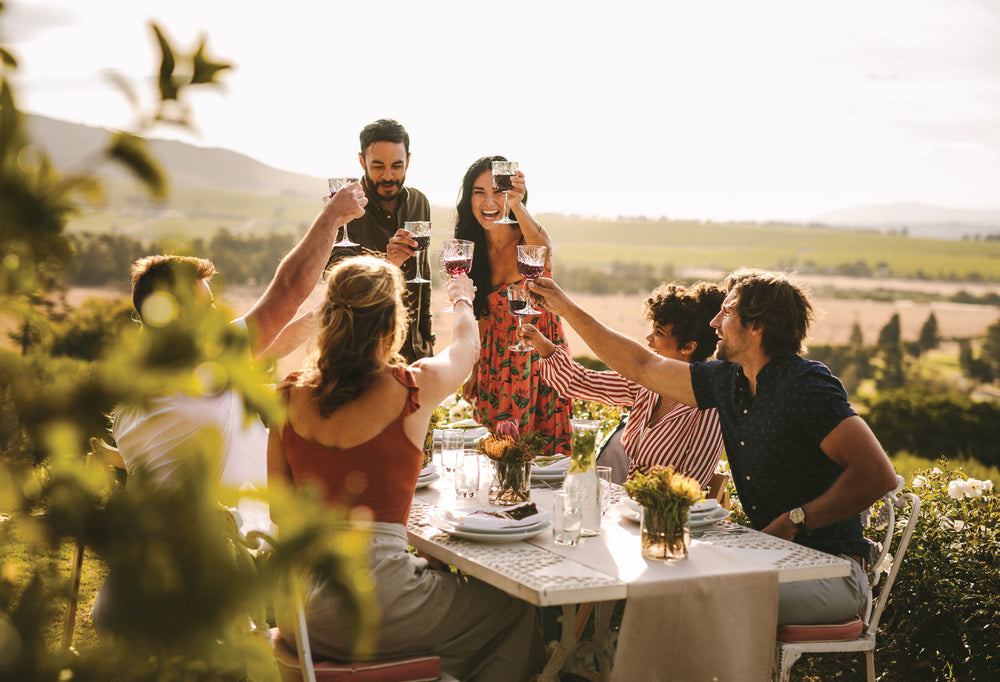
[151,23,178,101]
[191,39,232,85]
[106,131,168,199]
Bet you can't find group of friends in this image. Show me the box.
[99,118,900,681]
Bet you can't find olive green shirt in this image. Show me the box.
[326,182,433,363]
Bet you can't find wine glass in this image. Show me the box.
[440,239,475,313]
[491,160,518,225]
[516,244,546,315]
[404,221,432,284]
[506,283,533,352]
[328,177,360,247]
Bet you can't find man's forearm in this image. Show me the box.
[559,299,697,405]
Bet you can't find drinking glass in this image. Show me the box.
[328,177,360,247]
[506,283,533,352]
[455,449,480,498]
[552,490,582,547]
[491,160,518,224]
[516,244,546,315]
[404,221,432,284]
[597,466,613,514]
[440,239,475,313]
[441,429,463,472]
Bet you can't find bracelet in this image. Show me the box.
[453,295,474,310]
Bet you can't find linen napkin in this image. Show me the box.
[444,505,550,531]
[531,456,571,474]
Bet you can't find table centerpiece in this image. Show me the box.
[624,465,704,561]
[480,420,547,505]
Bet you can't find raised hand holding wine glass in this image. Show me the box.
[404,221,432,284]
[516,244,547,315]
[491,160,518,224]
[441,239,475,313]
[328,177,361,247]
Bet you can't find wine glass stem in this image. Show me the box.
[502,192,510,221]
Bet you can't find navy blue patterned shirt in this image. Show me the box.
[690,354,871,557]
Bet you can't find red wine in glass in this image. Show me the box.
[413,235,431,251]
[444,256,473,276]
[507,298,529,316]
[404,221,432,284]
[517,261,545,279]
[507,283,533,352]
[494,173,515,192]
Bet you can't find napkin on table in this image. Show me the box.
[444,505,549,530]
[531,456,571,474]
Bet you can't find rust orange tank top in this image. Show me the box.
[279,365,422,524]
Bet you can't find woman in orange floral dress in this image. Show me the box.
[456,155,573,455]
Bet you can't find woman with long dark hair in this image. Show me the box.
[268,255,544,680]
[455,155,573,456]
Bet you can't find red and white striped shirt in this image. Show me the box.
[537,347,724,485]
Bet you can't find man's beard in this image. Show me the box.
[365,172,405,201]
[715,339,731,362]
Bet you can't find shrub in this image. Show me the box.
[874,464,999,680]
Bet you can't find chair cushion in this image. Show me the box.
[777,617,865,643]
[270,628,442,682]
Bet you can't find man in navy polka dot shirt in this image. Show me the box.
[527,269,899,625]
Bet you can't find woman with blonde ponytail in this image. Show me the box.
[267,255,544,681]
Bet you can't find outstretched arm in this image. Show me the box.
[528,277,698,406]
[244,184,366,357]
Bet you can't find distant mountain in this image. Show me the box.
[24,113,323,197]
[812,202,1000,239]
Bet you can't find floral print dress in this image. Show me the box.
[474,280,574,456]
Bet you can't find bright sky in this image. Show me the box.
[5,0,1000,221]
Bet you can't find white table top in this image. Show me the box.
[409,473,850,607]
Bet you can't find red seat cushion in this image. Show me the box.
[777,617,865,643]
[270,629,442,682]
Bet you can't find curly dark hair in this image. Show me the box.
[453,155,528,318]
[129,255,215,321]
[723,269,815,357]
[359,118,410,154]
[643,282,726,362]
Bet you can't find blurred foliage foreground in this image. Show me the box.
[1,10,374,680]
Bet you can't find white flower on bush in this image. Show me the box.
[947,477,993,500]
[931,467,943,475]
[874,553,893,574]
[912,475,927,488]
[940,517,965,532]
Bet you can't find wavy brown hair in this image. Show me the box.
[724,269,815,357]
[299,255,408,417]
[643,282,725,362]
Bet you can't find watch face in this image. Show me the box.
[790,508,805,524]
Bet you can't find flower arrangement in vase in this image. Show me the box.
[624,466,704,560]
[480,420,547,505]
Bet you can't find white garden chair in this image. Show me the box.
[773,476,919,682]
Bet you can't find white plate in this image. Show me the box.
[689,507,731,528]
[614,502,730,528]
[415,472,441,489]
[446,521,551,543]
[430,507,550,534]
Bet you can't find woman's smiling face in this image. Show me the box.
[470,169,506,228]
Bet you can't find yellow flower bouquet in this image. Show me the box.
[624,466,704,560]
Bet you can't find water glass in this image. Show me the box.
[552,491,582,547]
[597,466,613,514]
[441,429,463,472]
[455,449,480,498]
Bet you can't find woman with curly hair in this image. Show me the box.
[520,281,725,485]
[455,155,573,456]
[268,255,544,680]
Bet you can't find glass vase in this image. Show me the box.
[640,506,690,561]
[489,460,531,506]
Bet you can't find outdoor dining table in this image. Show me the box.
[409,467,851,682]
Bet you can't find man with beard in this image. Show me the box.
[327,118,433,362]
[525,268,898,627]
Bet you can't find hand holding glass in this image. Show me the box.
[506,284,534,352]
[328,177,360,247]
[516,244,546,315]
[404,221,432,284]
[441,239,475,313]
[491,160,518,225]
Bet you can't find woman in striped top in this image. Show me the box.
[519,282,726,486]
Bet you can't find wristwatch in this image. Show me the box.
[789,507,810,535]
